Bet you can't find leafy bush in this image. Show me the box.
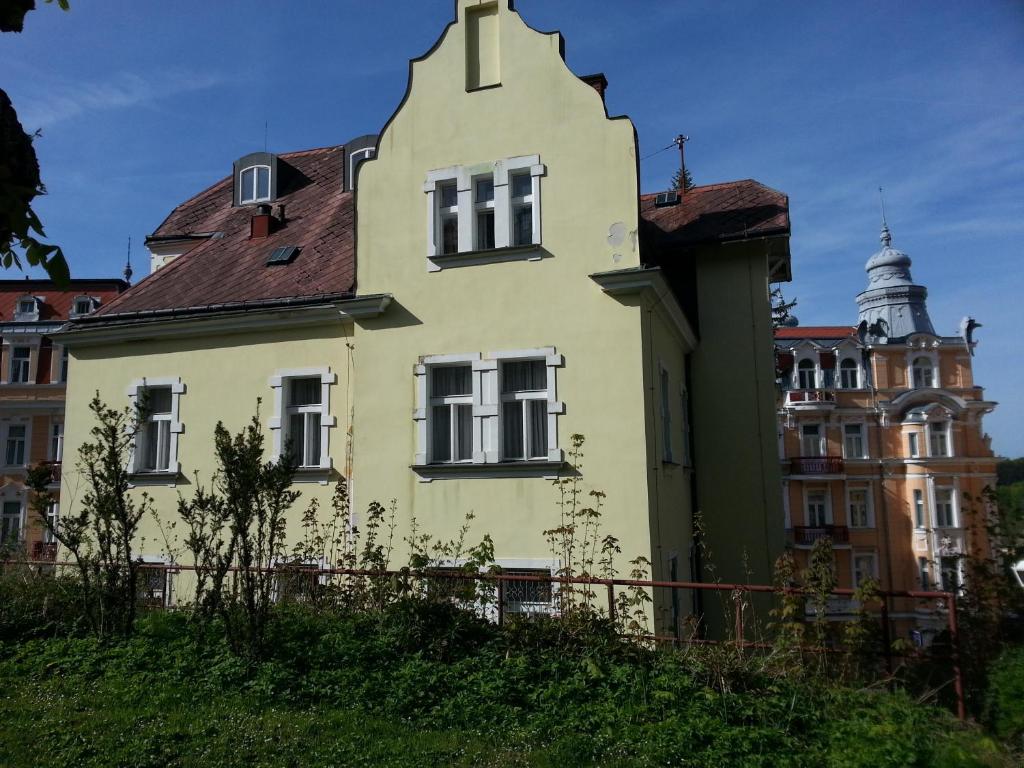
[0,567,87,641]
[984,644,1024,750]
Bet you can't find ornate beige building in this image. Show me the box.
[775,223,997,643]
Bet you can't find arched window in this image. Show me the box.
[239,165,271,204]
[839,358,859,389]
[912,357,934,388]
[797,359,816,390]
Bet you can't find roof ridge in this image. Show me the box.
[640,179,766,198]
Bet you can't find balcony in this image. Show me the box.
[38,461,61,486]
[783,389,837,411]
[790,456,844,475]
[31,541,58,561]
[793,525,849,546]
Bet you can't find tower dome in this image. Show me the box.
[855,222,935,340]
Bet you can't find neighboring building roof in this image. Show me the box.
[639,180,790,247]
[92,145,355,318]
[0,279,129,322]
[774,326,856,340]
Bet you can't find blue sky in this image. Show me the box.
[3,0,1022,455]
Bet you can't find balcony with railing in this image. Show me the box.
[783,389,836,409]
[38,460,62,486]
[792,525,849,546]
[789,456,844,475]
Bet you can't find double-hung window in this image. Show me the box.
[0,500,21,545]
[430,365,474,463]
[239,165,271,204]
[44,502,58,544]
[908,432,920,458]
[510,171,534,246]
[50,422,63,462]
[929,421,950,457]
[473,176,495,250]
[5,424,26,466]
[139,387,173,472]
[935,488,955,527]
[913,489,926,528]
[912,357,934,388]
[800,424,823,457]
[127,377,185,475]
[848,488,871,528]
[797,359,816,389]
[10,347,30,383]
[843,423,865,458]
[268,369,335,474]
[286,378,324,468]
[853,552,877,588]
[839,358,859,389]
[438,181,459,255]
[500,360,548,461]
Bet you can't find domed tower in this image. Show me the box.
[855,222,935,340]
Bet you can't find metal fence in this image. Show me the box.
[10,558,967,719]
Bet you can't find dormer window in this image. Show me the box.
[70,296,98,318]
[239,165,271,204]
[14,295,39,321]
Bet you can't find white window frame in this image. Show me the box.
[0,497,24,546]
[928,421,951,457]
[800,423,824,457]
[69,295,97,318]
[934,486,957,528]
[472,173,496,251]
[50,419,63,462]
[9,346,31,384]
[43,501,59,544]
[414,348,564,468]
[126,377,185,475]
[908,431,920,458]
[424,155,545,264]
[911,355,936,389]
[239,164,271,204]
[839,357,859,389]
[427,359,476,465]
[59,345,69,383]
[843,422,867,459]
[852,551,878,588]
[496,558,558,617]
[804,487,832,527]
[2,419,30,467]
[13,295,39,322]
[913,488,927,529]
[796,358,817,389]
[847,485,874,528]
[268,368,336,472]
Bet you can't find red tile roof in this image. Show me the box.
[639,180,789,246]
[775,325,856,340]
[0,279,128,322]
[94,145,354,317]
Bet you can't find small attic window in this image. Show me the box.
[267,246,299,266]
[240,165,271,204]
[14,295,39,321]
[70,296,97,318]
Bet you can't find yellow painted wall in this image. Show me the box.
[61,322,353,557]
[353,2,656,581]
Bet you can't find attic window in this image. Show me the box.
[71,296,97,317]
[240,165,271,204]
[14,295,39,321]
[267,246,299,266]
[655,191,680,207]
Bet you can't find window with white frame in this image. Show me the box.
[127,378,185,475]
[908,432,920,458]
[0,500,21,545]
[50,421,63,462]
[473,175,495,250]
[239,165,271,204]
[43,502,58,543]
[10,347,30,383]
[806,489,830,527]
[14,296,38,321]
[848,487,872,528]
[5,424,26,466]
[659,366,672,462]
[797,359,816,389]
[501,567,555,616]
[424,155,545,262]
[929,421,950,457]
[913,488,926,528]
[935,487,955,527]
[843,423,866,459]
[852,551,877,588]
[430,365,474,464]
[839,358,859,389]
[918,556,931,590]
[268,369,335,471]
[800,423,823,457]
[60,346,69,382]
[501,360,549,461]
[912,356,934,388]
[415,349,562,469]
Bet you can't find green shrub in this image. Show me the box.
[0,568,87,641]
[984,644,1024,749]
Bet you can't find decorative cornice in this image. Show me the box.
[589,266,697,349]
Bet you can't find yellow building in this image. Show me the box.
[775,223,997,644]
[58,1,789,633]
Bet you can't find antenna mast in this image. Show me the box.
[675,134,689,191]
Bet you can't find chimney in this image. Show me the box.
[580,73,608,105]
[251,203,273,239]
[275,203,287,225]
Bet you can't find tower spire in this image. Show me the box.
[878,186,891,246]
[124,236,134,284]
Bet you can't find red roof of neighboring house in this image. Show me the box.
[775,325,856,340]
[94,145,354,317]
[639,180,789,246]
[0,279,128,321]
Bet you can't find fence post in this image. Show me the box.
[497,577,505,627]
[733,590,744,648]
[947,593,966,721]
[607,582,616,622]
[880,594,894,679]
